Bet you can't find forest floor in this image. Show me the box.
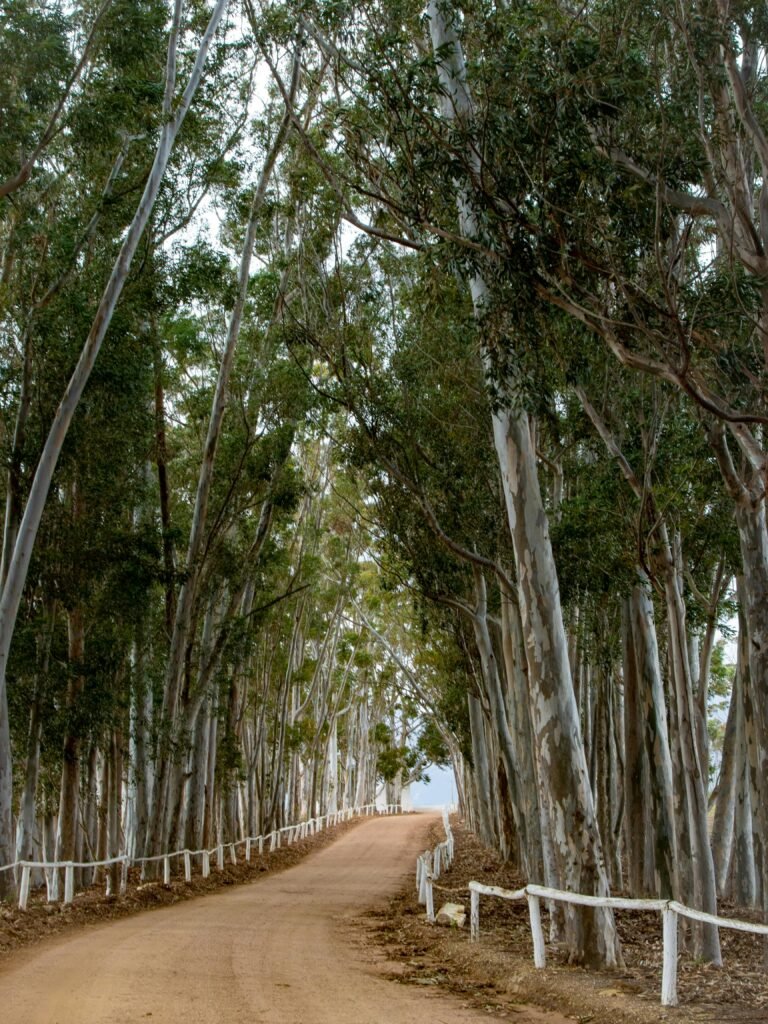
[362,817,768,1024]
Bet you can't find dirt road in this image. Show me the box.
[0,813,555,1024]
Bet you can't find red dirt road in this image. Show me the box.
[0,814,560,1023]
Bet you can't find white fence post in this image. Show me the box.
[245,838,252,862]
[470,886,479,941]
[64,862,74,904]
[258,836,264,856]
[120,856,129,895]
[48,865,59,903]
[19,863,31,911]
[425,871,435,923]
[527,893,546,968]
[163,856,171,886]
[183,850,191,882]
[216,845,224,870]
[418,852,431,905]
[202,850,210,878]
[661,905,679,1007]
[229,844,237,865]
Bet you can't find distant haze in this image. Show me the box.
[411,765,456,807]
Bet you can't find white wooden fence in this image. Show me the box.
[415,808,455,923]
[1,802,403,912]
[467,879,768,1008]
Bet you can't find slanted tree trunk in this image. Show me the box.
[467,692,496,848]
[0,0,230,881]
[734,663,757,906]
[660,525,721,963]
[712,668,739,897]
[631,579,680,899]
[499,585,544,881]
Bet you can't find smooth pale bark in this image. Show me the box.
[428,1,618,966]
[574,388,679,904]
[499,587,544,882]
[593,667,621,887]
[353,702,370,809]
[690,560,726,789]
[732,506,768,921]
[660,526,721,963]
[467,692,497,848]
[15,695,42,869]
[712,673,739,896]
[622,599,649,893]
[153,337,177,638]
[630,580,680,900]
[94,751,109,888]
[709,428,768,925]
[0,0,229,881]
[471,570,531,870]
[202,706,218,851]
[493,407,618,962]
[127,637,152,860]
[0,697,13,899]
[184,696,212,852]
[733,662,757,906]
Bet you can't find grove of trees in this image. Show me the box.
[1,0,766,968]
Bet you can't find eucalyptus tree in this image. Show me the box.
[0,0,234,896]
[438,0,768,928]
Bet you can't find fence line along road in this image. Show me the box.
[414,814,768,1010]
[415,807,455,923]
[2,802,403,911]
[467,880,768,1008]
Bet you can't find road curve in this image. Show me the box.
[0,813,499,1024]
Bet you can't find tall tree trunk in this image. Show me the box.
[712,671,739,896]
[467,692,496,848]
[622,599,649,893]
[107,728,123,895]
[470,570,531,871]
[630,579,680,900]
[499,586,544,881]
[710,427,768,929]
[427,2,619,965]
[54,603,87,893]
[660,527,721,963]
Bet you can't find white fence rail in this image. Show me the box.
[468,879,768,1008]
[2,802,403,911]
[415,808,454,923]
